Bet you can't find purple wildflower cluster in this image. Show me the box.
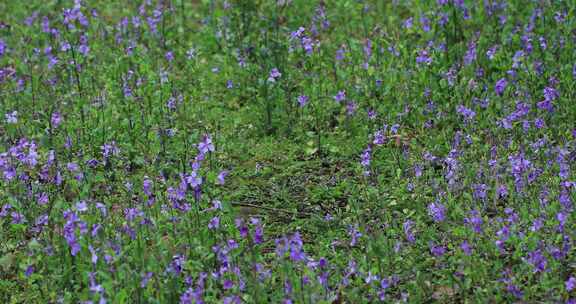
[0,1,575,303]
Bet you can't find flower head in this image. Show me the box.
[297,95,309,107]
[428,201,446,223]
[495,78,507,96]
[566,277,576,292]
[334,90,346,103]
[5,111,17,124]
[268,68,281,82]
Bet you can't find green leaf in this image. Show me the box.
[114,289,129,304]
[0,253,16,271]
[27,239,42,251]
[305,147,318,155]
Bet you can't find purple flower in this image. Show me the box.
[143,177,153,196]
[530,218,544,232]
[288,232,305,262]
[223,279,234,290]
[208,216,220,230]
[403,220,416,243]
[486,45,498,60]
[554,11,566,23]
[360,145,372,176]
[37,192,49,205]
[416,49,432,65]
[538,36,547,50]
[301,36,315,55]
[102,141,120,159]
[211,200,223,211]
[473,183,488,201]
[289,26,305,40]
[378,278,390,300]
[427,201,446,223]
[141,272,154,288]
[5,111,17,124]
[335,47,346,61]
[334,90,346,103]
[252,218,264,244]
[167,255,185,275]
[506,283,523,299]
[67,162,79,173]
[51,112,62,129]
[217,170,229,185]
[456,105,476,121]
[166,97,177,110]
[495,78,507,96]
[464,210,483,234]
[125,207,143,222]
[90,223,101,237]
[511,50,524,68]
[180,287,202,304]
[534,118,545,129]
[11,212,26,224]
[78,43,90,57]
[373,130,386,145]
[41,16,50,32]
[223,295,241,304]
[537,87,559,112]
[61,41,71,52]
[25,265,34,277]
[0,204,11,218]
[297,95,309,108]
[0,39,6,57]
[522,120,530,132]
[566,277,576,292]
[198,134,215,154]
[363,39,372,58]
[76,201,88,212]
[268,68,281,82]
[46,55,59,69]
[559,188,572,210]
[367,108,377,120]
[429,242,446,256]
[460,241,472,255]
[348,224,362,246]
[346,101,357,116]
[463,41,477,65]
[165,51,174,62]
[88,245,98,265]
[526,249,547,273]
[403,17,413,29]
[186,48,196,60]
[420,15,431,32]
[537,99,553,112]
[96,202,107,217]
[388,45,400,57]
[235,218,248,239]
